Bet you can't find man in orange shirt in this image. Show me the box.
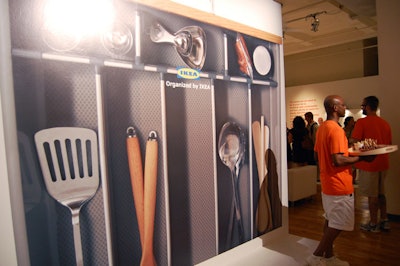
[307,95,374,266]
[351,96,392,232]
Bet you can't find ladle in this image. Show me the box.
[218,122,245,248]
[102,21,133,56]
[150,22,206,69]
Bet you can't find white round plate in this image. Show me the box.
[349,144,398,156]
[253,45,272,76]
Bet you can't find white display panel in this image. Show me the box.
[213,0,283,37]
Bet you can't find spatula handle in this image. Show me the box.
[72,208,83,266]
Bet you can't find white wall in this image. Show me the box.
[0,0,19,264]
[172,0,283,37]
[213,0,283,36]
[376,0,400,215]
[284,40,365,87]
[285,0,400,215]
[285,75,380,126]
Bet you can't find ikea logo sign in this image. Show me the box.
[177,67,200,80]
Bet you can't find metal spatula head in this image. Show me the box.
[34,127,100,266]
[35,127,99,205]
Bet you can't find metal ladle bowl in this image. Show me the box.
[102,21,133,56]
[218,122,245,248]
[150,22,206,69]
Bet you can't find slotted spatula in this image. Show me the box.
[35,127,100,266]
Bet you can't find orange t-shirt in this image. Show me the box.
[314,120,353,195]
[352,115,392,171]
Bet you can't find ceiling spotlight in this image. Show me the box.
[308,11,326,32]
[284,11,327,33]
[311,16,320,32]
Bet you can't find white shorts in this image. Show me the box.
[321,192,354,231]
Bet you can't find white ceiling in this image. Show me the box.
[278,0,377,56]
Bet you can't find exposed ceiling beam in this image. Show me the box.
[327,0,376,27]
[282,0,327,17]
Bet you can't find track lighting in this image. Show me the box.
[311,16,320,32]
[285,11,327,33]
[308,11,326,32]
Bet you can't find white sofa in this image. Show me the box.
[288,165,318,203]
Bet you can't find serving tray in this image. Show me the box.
[349,144,398,156]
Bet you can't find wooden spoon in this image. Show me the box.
[126,127,145,248]
[253,120,273,234]
[251,121,263,188]
[264,125,269,175]
[257,148,273,234]
[141,131,158,266]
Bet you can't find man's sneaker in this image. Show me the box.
[306,255,326,266]
[360,222,380,232]
[324,256,349,266]
[380,219,390,230]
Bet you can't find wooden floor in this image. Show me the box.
[288,184,400,266]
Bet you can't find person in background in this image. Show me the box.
[343,116,355,142]
[287,126,293,163]
[351,96,392,232]
[343,116,357,183]
[307,95,375,266]
[288,116,308,168]
[318,117,324,125]
[305,112,319,165]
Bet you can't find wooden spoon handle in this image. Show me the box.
[126,135,145,248]
[265,149,273,230]
[264,125,269,175]
[257,177,273,234]
[141,136,158,266]
[252,121,263,188]
[260,116,265,179]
